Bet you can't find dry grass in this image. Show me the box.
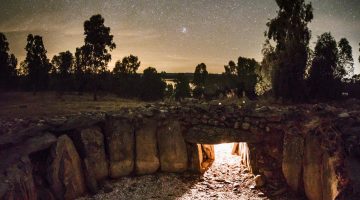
[0,92,146,119]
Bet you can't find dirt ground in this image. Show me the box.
[0,92,145,119]
[78,144,304,200]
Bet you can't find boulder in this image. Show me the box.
[282,133,304,193]
[303,133,323,200]
[135,119,160,175]
[47,135,86,200]
[322,153,340,200]
[1,156,37,200]
[77,127,108,181]
[201,144,215,169]
[105,117,135,178]
[187,143,205,173]
[157,120,188,172]
[83,158,98,194]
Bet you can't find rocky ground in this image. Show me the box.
[78,144,304,200]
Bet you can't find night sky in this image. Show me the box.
[1,0,359,73]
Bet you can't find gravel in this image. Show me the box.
[78,144,304,200]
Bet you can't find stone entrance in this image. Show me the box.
[1,101,360,200]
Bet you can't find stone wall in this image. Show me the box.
[0,100,359,200]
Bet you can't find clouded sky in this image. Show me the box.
[0,0,359,73]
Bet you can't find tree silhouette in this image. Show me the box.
[193,63,208,86]
[113,55,140,76]
[0,33,17,90]
[23,34,51,94]
[74,46,88,95]
[237,57,259,99]
[139,67,166,101]
[258,39,276,94]
[83,14,116,100]
[112,55,141,97]
[193,63,208,98]
[337,38,354,78]
[266,0,313,101]
[224,61,236,76]
[51,51,74,94]
[308,33,340,99]
[174,74,191,100]
[222,60,238,94]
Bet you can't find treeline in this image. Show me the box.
[1,0,360,102]
[0,15,167,101]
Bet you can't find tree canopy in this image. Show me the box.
[193,63,208,98]
[52,51,74,76]
[0,33,17,89]
[337,38,354,78]
[266,0,313,101]
[23,34,51,93]
[308,32,340,99]
[237,57,259,98]
[113,55,140,76]
[174,74,191,100]
[193,63,208,87]
[139,67,166,101]
[83,14,116,100]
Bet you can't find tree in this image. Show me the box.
[51,51,74,93]
[224,61,236,76]
[237,57,259,99]
[139,67,166,101]
[0,33,17,89]
[258,40,276,94]
[222,60,238,94]
[174,74,191,100]
[112,55,141,98]
[52,51,74,76]
[83,14,116,100]
[74,46,90,95]
[308,32,340,99]
[266,0,313,101]
[23,34,51,94]
[193,63,208,87]
[113,55,140,76]
[337,38,354,78]
[193,63,208,98]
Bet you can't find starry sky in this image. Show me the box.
[0,0,359,73]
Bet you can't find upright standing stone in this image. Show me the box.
[135,118,160,175]
[187,143,205,173]
[157,120,188,172]
[201,144,215,170]
[47,135,86,200]
[105,116,135,178]
[303,133,323,200]
[79,127,108,181]
[1,156,37,200]
[282,133,304,193]
[322,153,340,200]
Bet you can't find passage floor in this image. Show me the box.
[78,143,304,200]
